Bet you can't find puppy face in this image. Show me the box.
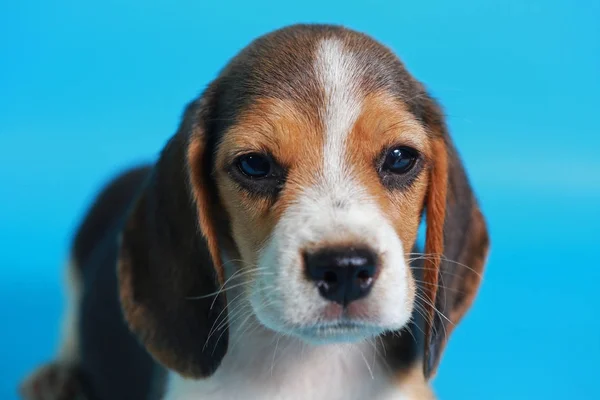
[119,24,489,379]
[212,38,432,343]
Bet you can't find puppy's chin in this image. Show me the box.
[249,293,405,346]
[291,322,388,345]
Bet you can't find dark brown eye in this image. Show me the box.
[382,146,418,174]
[237,153,271,178]
[230,152,286,196]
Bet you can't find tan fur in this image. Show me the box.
[396,363,437,400]
[188,137,226,284]
[423,138,448,350]
[349,91,431,250]
[214,98,325,269]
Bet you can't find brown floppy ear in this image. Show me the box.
[420,98,490,379]
[118,87,230,378]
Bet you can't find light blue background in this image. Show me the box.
[1,1,599,399]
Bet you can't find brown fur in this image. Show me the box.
[422,138,449,361]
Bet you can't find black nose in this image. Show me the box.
[304,247,378,306]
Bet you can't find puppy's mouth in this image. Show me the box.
[291,320,386,343]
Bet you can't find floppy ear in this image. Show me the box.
[118,88,230,378]
[420,98,490,379]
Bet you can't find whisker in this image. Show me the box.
[369,339,377,376]
[409,304,430,338]
[413,301,439,339]
[204,305,246,351]
[209,285,275,337]
[404,322,419,345]
[377,335,387,358]
[407,253,482,278]
[366,337,390,375]
[186,267,273,301]
[203,283,276,349]
[270,334,281,377]
[213,300,270,356]
[412,279,469,295]
[409,265,471,280]
[204,290,250,344]
[211,285,276,336]
[226,300,277,353]
[413,294,449,341]
[353,343,375,380]
[216,312,254,355]
[216,284,278,347]
[187,281,248,301]
[414,292,452,326]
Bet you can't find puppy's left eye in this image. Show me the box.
[238,153,271,178]
[382,146,419,174]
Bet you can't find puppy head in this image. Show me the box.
[118,24,489,379]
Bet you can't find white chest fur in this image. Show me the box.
[163,327,420,400]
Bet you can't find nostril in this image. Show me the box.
[354,265,376,288]
[323,270,338,284]
[316,269,339,295]
[356,269,371,281]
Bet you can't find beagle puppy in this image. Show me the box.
[20,24,489,400]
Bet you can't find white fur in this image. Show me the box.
[317,37,363,189]
[164,284,416,400]
[165,344,413,400]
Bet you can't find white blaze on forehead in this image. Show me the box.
[314,38,363,194]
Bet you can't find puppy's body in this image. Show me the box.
[20,24,488,400]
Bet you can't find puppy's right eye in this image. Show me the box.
[382,146,419,175]
[376,145,423,190]
[237,153,271,178]
[230,152,286,196]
